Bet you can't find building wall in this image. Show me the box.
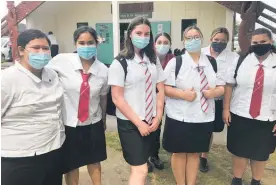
[27,1,112,52]
[26,1,233,53]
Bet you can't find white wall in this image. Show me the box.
[26,1,233,53]
[27,1,112,52]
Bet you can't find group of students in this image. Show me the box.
[1,16,275,185]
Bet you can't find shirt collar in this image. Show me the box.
[71,54,99,75]
[15,62,52,83]
[134,53,150,64]
[185,52,208,69]
[250,52,272,67]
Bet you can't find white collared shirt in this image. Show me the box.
[1,62,65,157]
[108,53,165,120]
[48,34,58,45]
[202,45,239,83]
[47,53,109,127]
[164,52,225,123]
[226,53,276,121]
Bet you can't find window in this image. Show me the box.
[181,19,197,40]
[77,22,88,28]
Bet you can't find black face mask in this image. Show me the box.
[250,44,272,56]
[211,42,227,53]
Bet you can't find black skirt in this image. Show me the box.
[213,100,225,132]
[227,113,275,161]
[61,120,107,173]
[162,116,213,153]
[117,118,156,166]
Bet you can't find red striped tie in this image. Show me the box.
[141,61,153,123]
[199,67,209,113]
[78,70,91,122]
[249,64,264,118]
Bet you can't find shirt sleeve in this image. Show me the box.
[216,67,226,86]
[100,74,110,96]
[1,77,13,117]
[108,60,125,87]
[225,55,239,84]
[164,57,177,86]
[156,58,166,83]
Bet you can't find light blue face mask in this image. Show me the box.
[28,53,51,70]
[131,35,150,49]
[156,44,170,55]
[77,46,97,60]
[185,39,202,53]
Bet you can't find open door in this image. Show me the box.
[96,23,114,65]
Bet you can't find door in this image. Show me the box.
[150,21,171,39]
[120,23,129,51]
[96,23,114,65]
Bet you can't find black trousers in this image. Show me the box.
[51,45,59,57]
[151,124,162,158]
[1,148,62,185]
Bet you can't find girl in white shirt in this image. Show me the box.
[1,29,65,185]
[47,26,109,185]
[223,28,276,185]
[162,25,224,185]
[200,27,239,172]
[108,16,165,185]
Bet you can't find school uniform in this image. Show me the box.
[108,53,165,166]
[150,53,175,159]
[47,53,109,173]
[1,62,65,185]
[161,53,175,69]
[202,46,239,132]
[162,52,225,153]
[226,52,276,161]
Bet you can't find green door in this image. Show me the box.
[150,21,171,39]
[96,23,114,65]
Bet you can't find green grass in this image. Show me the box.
[105,132,276,185]
[105,132,122,152]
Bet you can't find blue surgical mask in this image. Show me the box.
[156,44,170,55]
[131,35,150,49]
[77,46,97,60]
[185,39,202,53]
[28,53,51,70]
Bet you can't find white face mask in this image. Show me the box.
[156,44,170,55]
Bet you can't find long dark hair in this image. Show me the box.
[120,16,156,64]
[249,28,276,53]
[73,26,98,45]
[155,32,172,54]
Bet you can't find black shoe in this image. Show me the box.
[149,156,164,170]
[231,177,243,185]
[251,179,262,185]
[147,160,154,173]
[199,157,209,173]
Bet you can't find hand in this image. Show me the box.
[223,109,231,126]
[149,117,161,132]
[273,124,276,136]
[202,86,215,99]
[182,88,197,102]
[137,121,151,137]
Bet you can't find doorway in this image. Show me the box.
[120,23,129,51]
